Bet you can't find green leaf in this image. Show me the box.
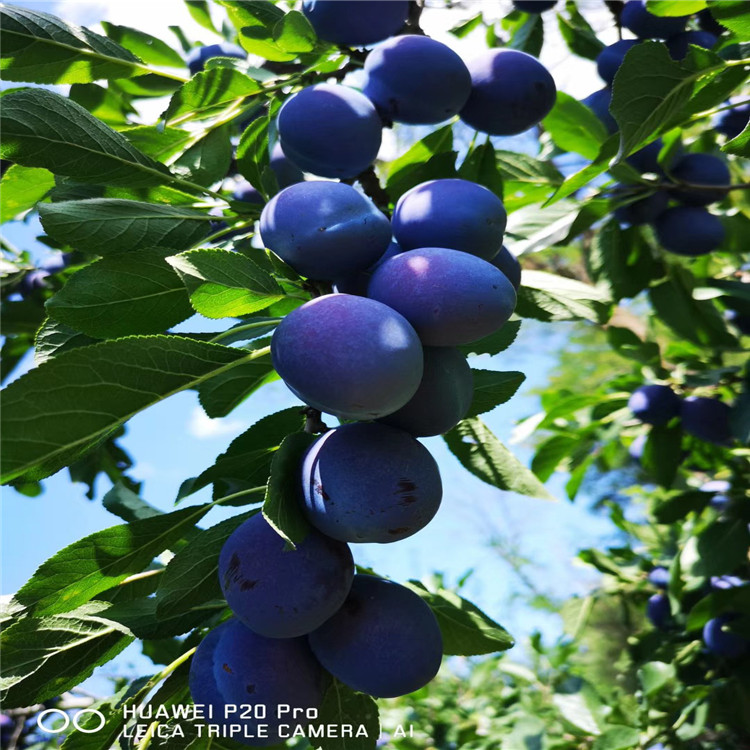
[515,270,612,323]
[185,0,220,33]
[219,0,300,62]
[101,596,210,639]
[101,22,185,67]
[14,505,210,615]
[263,432,315,547]
[557,3,605,60]
[316,681,380,750]
[509,13,543,58]
[172,126,233,187]
[458,140,503,196]
[0,336,255,484]
[69,82,137,126]
[0,5,146,84]
[45,250,192,338]
[34,318,99,365]
[459,320,521,358]
[648,0,706,13]
[495,150,563,185]
[592,726,640,750]
[545,136,618,206]
[0,89,172,187]
[39,199,211,255]
[532,434,581,482]
[0,602,133,707]
[156,511,255,619]
[167,248,285,318]
[543,91,607,160]
[723,118,750,157]
[444,417,556,501]
[709,1,750,37]
[102,482,163,523]
[694,519,750,576]
[465,370,525,419]
[641,423,682,488]
[406,583,514,656]
[165,67,262,124]
[639,661,676,697]
[236,110,272,192]
[606,326,660,365]
[0,164,55,223]
[274,10,317,54]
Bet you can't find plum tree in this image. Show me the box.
[301,422,442,543]
[596,40,639,85]
[277,83,382,178]
[368,247,517,346]
[271,294,423,420]
[213,620,325,746]
[513,1,557,12]
[647,593,670,629]
[490,246,522,290]
[628,385,681,425]
[363,35,471,125]
[308,575,443,698]
[581,88,617,134]
[377,346,473,437]
[614,190,669,225]
[218,513,354,638]
[392,179,507,260]
[460,49,556,135]
[259,181,391,280]
[666,30,718,59]
[703,615,748,658]
[681,396,732,444]
[648,567,670,589]
[654,206,725,255]
[621,0,688,39]
[668,153,731,206]
[186,42,246,75]
[301,0,410,46]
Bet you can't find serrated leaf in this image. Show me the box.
[495,150,563,184]
[557,4,605,60]
[0,89,172,187]
[45,250,192,338]
[515,270,611,323]
[0,164,55,223]
[543,92,607,160]
[101,596,209,639]
[185,0,220,33]
[315,681,380,750]
[0,336,257,484]
[219,0,298,62]
[458,140,503,196]
[465,370,525,419]
[723,118,750,157]
[69,82,137,126]
[236,110,272,192]
[102,482,163,523]
[406,583,514,656]
[710,1,750,37]
[167,248,284,318]
[459,320,521,358]
[39,199,211,255]
[101,22,185,67]
[648,1,706,13]
[0,602,133,707]
[34,318,99,365]
[444,417,556,501]
[172,126,233,187]
[263,432,315,547]
[274,10,317,54]
[0,5,146,84]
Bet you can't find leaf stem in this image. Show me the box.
[210,319,282,344]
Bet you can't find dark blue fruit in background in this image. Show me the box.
[581,88,617,134]
[302,0,409,46]
[703,615,748,658]
[668,153,730,206]
[614,190,668,225]
[392,179,507,261]
[726,309,750,335]
[363,35,471,125]
[301,422,442,543]
[186,42,246,75]
[681,396,732,444]
[716,103,750,139]
[232,180,264,206]
[189,624,231,722]
[647,593,670,629]
[269,142,304,189]
[654,206,725,256]
[368,247,517,347]
[596,40,639,85]
[647,567,670,589]
[271,294,423,420]
[277,84,382,179]
[460,49,556,135]
[308,575,443,698]
[667,31,717,60]
[218,513,354,637]
[491,246,522,290]
[621,0,688,39]
[626,139,666,174]
[513,1,557,12]
[214,620,324,745]
[628,385,681,426]
[259,181,391,280]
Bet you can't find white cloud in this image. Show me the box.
[187,407,247,440]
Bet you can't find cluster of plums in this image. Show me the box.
[628,383,733,446]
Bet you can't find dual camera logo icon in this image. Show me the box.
[36,708,106,734]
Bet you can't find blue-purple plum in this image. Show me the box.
[213,620,324,745]
[648,567,670,589]
[581,88,617,134]
[727,309,750,335]
[597,40,639,85]
[621,1,688,39]
[18,269,51,297]
[514,1,557,12]
[647,593,671,629]
[363,35,471,125]
[460,49,556,135]
[308,575,443,698]
[491,245,522,290]
[277,84,382,179]
[218,513,354,638]
[186,43,246,75]
[378,346,473,437]
[259,181,391,280]
[615,190,669,225]
[628,384,681,425]
[301,422,442,543]
[626,139,666,174]
[368,247,517,347]
[668,153,730,206]
[703,615,748,658]
[271,294,423,420]
[333,241,402,297]
[302,0,409,46]
[232,181,264,206]
[392,179,507,261]
[269,142,304,189]
[654,207,725,256]
[681,396,732,444]
[716,103,750,139]
[667,31,718,59]
[189,624,231,720]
